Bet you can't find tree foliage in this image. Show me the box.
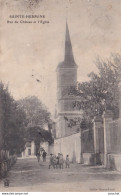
[0,84,52,155]
[17,96,52,150]
[26,126,53,152]
[17,96,51,128]
[64,54,121,129]
[76,54,121,123]
[0,82,27,154]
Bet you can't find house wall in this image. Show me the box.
[22,141,36,158]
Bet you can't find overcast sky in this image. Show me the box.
[0,0,121,115]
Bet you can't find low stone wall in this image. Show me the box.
[82,153,104,166]
[82,153,95,165]
[54,132,81,163]
[107,154,121,171]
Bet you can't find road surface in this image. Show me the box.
[0,156,121,192]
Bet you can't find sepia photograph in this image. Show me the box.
[0,0,121,192]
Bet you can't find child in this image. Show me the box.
[59,154,64,169]
[53,155,57,169]
[56,153,60,169]
[49,154,53,169]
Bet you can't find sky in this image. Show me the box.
[0,0,121,115]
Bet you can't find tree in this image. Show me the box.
[26,126,53,152]
[76,54,121,124]
[63,54,121,129]
[0,84,52,155]
[17,96,53,150]
[0,82,27,154]
[17,96,51,128]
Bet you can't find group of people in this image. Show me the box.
[49,153,70,169]
[36,150,47,163]
[36,150,70,169]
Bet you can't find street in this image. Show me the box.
[0,156,121,192]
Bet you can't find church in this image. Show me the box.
[54,23,83,163]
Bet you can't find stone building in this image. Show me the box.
[54,23,83,163]
[22,141,36,158]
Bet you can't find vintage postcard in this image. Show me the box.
[0,0,121,192]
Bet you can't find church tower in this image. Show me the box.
[56,23,82,138]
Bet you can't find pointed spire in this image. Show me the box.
[64,22,76,66]
[57,22,77,69]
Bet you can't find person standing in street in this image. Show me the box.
[36,151,40,163]
[53,155,57,169]
[49,154,53,169]
[56,153,60,169]
[42,151,47,162]
[66,155,70,168]
[59,154,64,169]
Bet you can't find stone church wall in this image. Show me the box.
[54,132,81,163]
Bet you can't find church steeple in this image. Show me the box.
[64,22,76,67]
[57,22,77,69]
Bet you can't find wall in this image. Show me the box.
[54,132,81,163]
[56,112,82,138]
[108,119,121,153]
[82,153,95,165]
[107,154,121,171]
[31,141,36,155]
[103,117,121,169]
[22,141,36,158]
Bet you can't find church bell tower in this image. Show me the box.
[56,23,82,138]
